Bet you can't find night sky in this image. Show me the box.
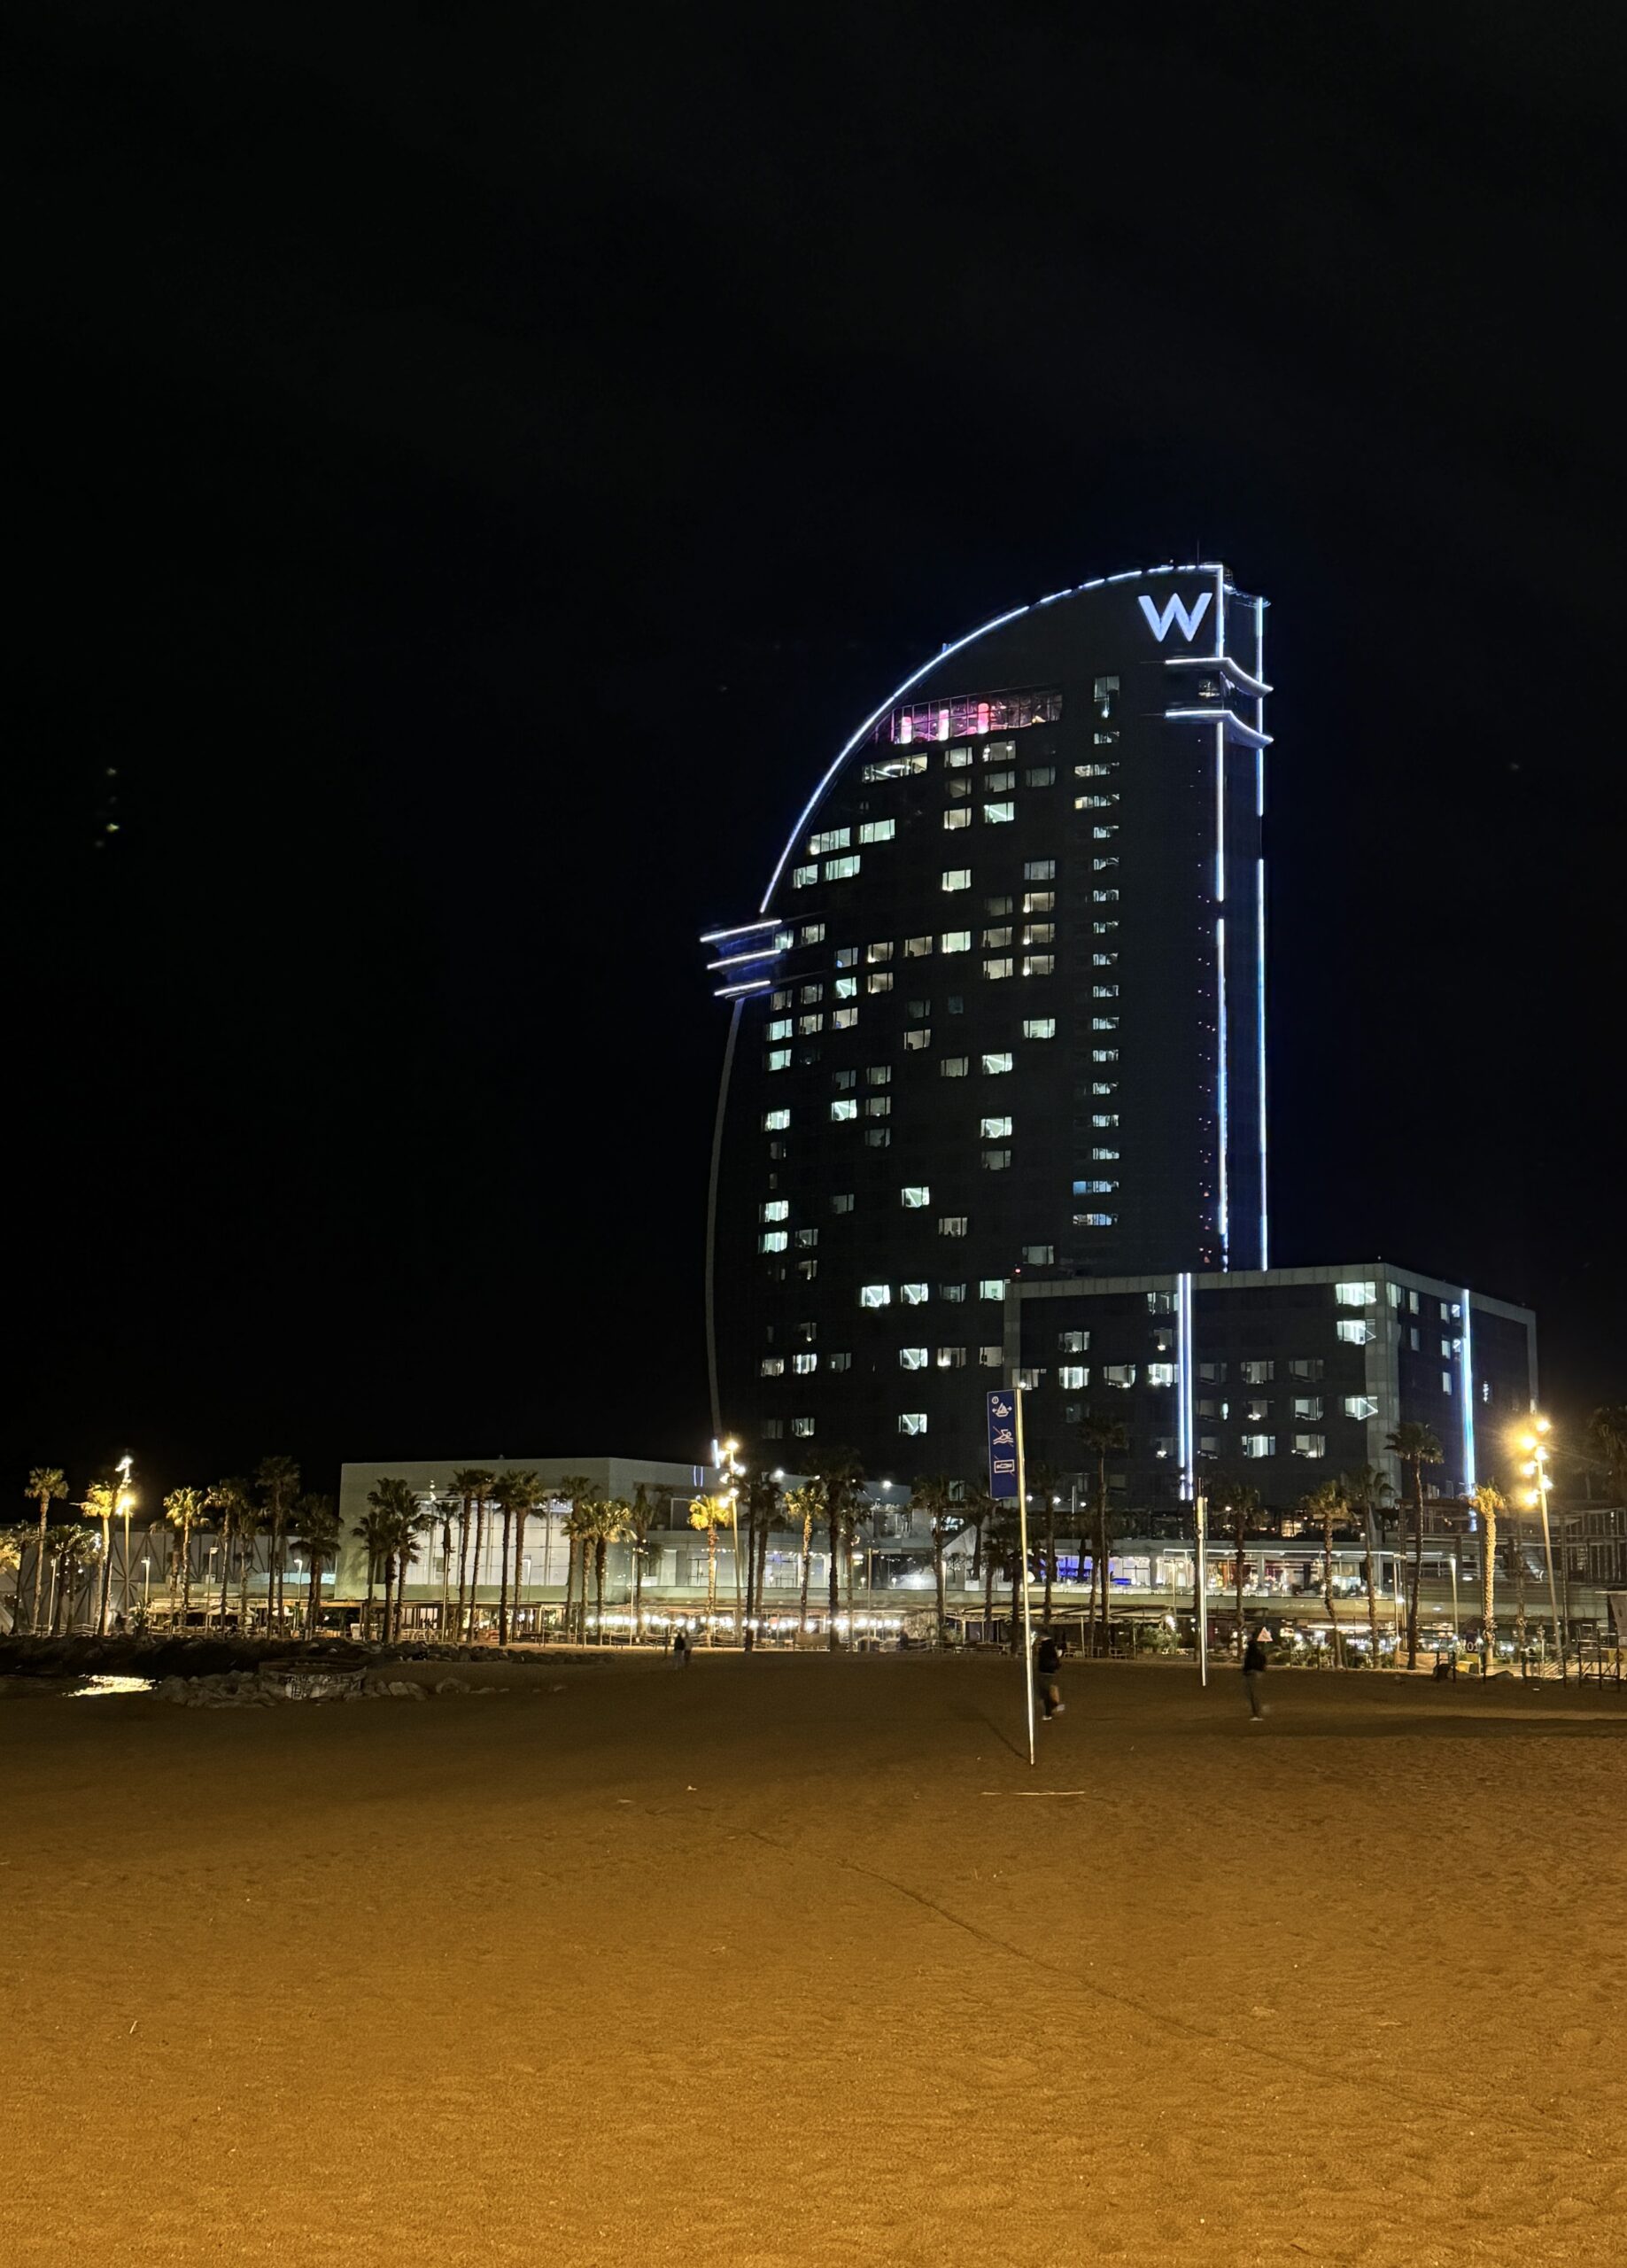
[12,4,1624,1505]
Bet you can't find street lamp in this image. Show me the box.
[714,1435,745,1644]
[1516,1417,1566,1679]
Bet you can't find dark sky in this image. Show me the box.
[11,2,1624,1504]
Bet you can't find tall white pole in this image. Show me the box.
[1016,1387,1035,1768]
[1195,1488,1209,1689]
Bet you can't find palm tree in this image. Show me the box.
[591,1499,632,1641]
[46,1522,96,1632]
[1386,1423,1444,1670]
[687,1493,732,1641]
[806,1449,865,1651]
[1027,1462,1063,1624]
[161,1487,205,1627]
[623,1481,662,1639]
[430,1493,454,1634]
[912,1474,959,1647]
[1076,1410,1129,1654]
[1339,1464,1393,1666]
[205,1478,253,1632]
[293,1494,342,1635]
[0,1525,27,1633]
[1208,1475,1262,1656]
[980,1501,1022,1648]
[738,1470,779,1650]
[25,1468,68,1635]
[353,1496,391,1641]
[787,1484,818,1642]
[959,1485,994,1595]
[82,1480,118,1635]
[446,1469,492,1638]
[502,1472,546,1642]
[548,1477,600,1643]
[362,1479,419,1643]
[489,1471,542,1645]
[1469,1480,1506,1676]
[255,1456,301,1633]
[1302,1478,1349,1666]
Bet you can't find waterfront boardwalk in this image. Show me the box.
[4,1654,1623,2266]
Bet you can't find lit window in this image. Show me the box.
[984,956,1014,979]
[798,1014,824,1035]
[1146,1363,1176,1386]
[936,1346,967,1368]
[1343,1394,1377,1419]
[982,1052,1013,1074]
[864,1128,891,1147]
[939,1216,969,1237]
[979,1279,1003,1301]
[1058,1330,1089,1354]
[900,1282,929,1304]
[943,808,971,830]
[867,972,893,994]
[940,1283,966,1302]
[795,1228,817,1248]
[1091,1147,1119,1161]
[903,1029,931,1050]
[762,1419,784,1440]
[941,1056,970,1076]
[908,998,930,1020]
[982,925,1012,948]
[1240,1360,1274,1384]
[1024,859,1055,881]
[1075,1213,1114,1228]
[978,1347,1003,1367]
[833,1068,856,1090]
[1092,825,1117,841]
[793,1352,818,1375]
[1335,1280,1376,1308]
[800,983,824,1006]
[1093,920,1118,935]
[1092,984,1119,999]
[983,802,1015,824]
[1199,1361,1227,1382]
[941,929,972,952]
[771,990,791,1011]
[799,922,825,944]
[1241,1434,1275,1459]
[1023,956,1054,977]
[809,827,850,857]
[1073,1180,1116,1195]
[1059,1365,1088,1390]
[759,1231,788,1253]
[980,1115,1012,1138]
[831,1193,854,1215]
[898,1413,928,1436]
[792,1417,816,1439]
[760,1356,784,1377]
[862,754,926,781]
[1292,1396,1323,1420]
[762,1109,790,1130]
[1292,1434,1326,1460]
[829,1352,852,1372]
[1091,1081,1115,1096]
[1094,674,1119,708]
[1023,891,1055,913]
[899,1347,928,1370]
[1023,1018,1056,1039]
[1092,1049,1119,1064]
[793,865,818,889]
[834,946,858,967]
[1103,1363,1136,1387]
[901,1184,929,1207]
[1023,1243,1055,1264]
[767,1049,791,1071]
[767,1018,792,1041]
[1092,858,1119,873]
[987,769,1015,792]
[981,1149,1011,1170]
[1093,889,1120,904]
[1023,922,1055,946]
[761,1200,788,1222]
[866,942,893,965]
[857,819,895,844]
[831,1006,857,1029]
[1093,1116,1120,1131]
[1336,1320,1373,1345]
[831,1099,857,1122]
[904,935,933,957]
[866,1064,891,1084]
[941,868,972,891]
[946,778,972,801]
[859,1284,890,1307]
[1024,765,1056,788]
[1441,1371,1453,1394]
[1015,1369,1042,1391]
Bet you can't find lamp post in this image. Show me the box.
[714,1436,744,1645]
[1518,1419,1565,1682]
[141,1555,152,1616]
[114,1456,135,1624]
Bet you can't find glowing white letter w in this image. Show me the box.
[1138,589,1213,643]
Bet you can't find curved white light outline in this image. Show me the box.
[1165,707,1273,749]
[758,563,1227,911]
[700,917,781,945]
[1176,1269,1196,1502]
[1255,594,1269,1271]
[1164,653,1274,697]
[1460,1291,1476,1491]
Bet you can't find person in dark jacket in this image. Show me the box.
[1034,1628,1065,1720]
[672,1627,690,1666]
[1242,1626,1269,1719]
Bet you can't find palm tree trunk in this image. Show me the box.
[844,1531,855,1635]
[1481,1510,1497,1677]
[1512,1519,1528,1658]
[707,1524,718,1641]
[454,1497,472,1637]
[306,1552,322,1635]
[1234,1511,1246,1661]
[825,1511,841,1651]
[633,1534,645,1635]
[1406,1468,1423,1669]
[1364,1504,1381,1663]
[363,1557,376,1642]
[32,1499,49,1633]
[440,1522,453,1636]
[97,1518,113,1635]
[562,1534,577,1643]
[381,1554,394,1645]
[933,1531,946,1647]
[595,1542,607,1643]
[220,1534,232,1633]
[468,1498,487,1638]
[1321,1509,1343,1667]
[181,1519,193,1627]
[498,1506,513,1645]
[511,1511,527,1642]
[983,1547,995,1637]
[796,1519,812,1642]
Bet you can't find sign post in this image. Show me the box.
[988,1386,1034,1767]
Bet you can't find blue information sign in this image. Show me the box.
[987,1389,1019,1499]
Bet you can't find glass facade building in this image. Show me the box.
[702,563,1275,1475]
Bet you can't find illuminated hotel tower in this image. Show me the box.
[701,563,1270,1474]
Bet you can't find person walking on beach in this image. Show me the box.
[1242,1625,1269,1720]
[1034,1627,1065,1720]
[672,1627,691,1666]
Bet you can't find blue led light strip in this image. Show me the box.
[1176,1270,1196,1502]
[1216,913,1229,1265]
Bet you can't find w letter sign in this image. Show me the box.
[1138,589,1213,643]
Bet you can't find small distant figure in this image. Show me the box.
[1243,1626,1269,1720]
[1034,1627,1065,1720]
[672,1628,691,1667]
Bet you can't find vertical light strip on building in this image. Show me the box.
[1460,1290,1476,1492]
[1176,1270,1196,1501]
[1215,704,1228,1266]
[1255,596,1267,1271]
[1216,914,1229,1263]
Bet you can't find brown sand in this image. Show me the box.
[3,1654,1623,2267]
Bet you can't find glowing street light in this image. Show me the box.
[1512,1415,1565,1679]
